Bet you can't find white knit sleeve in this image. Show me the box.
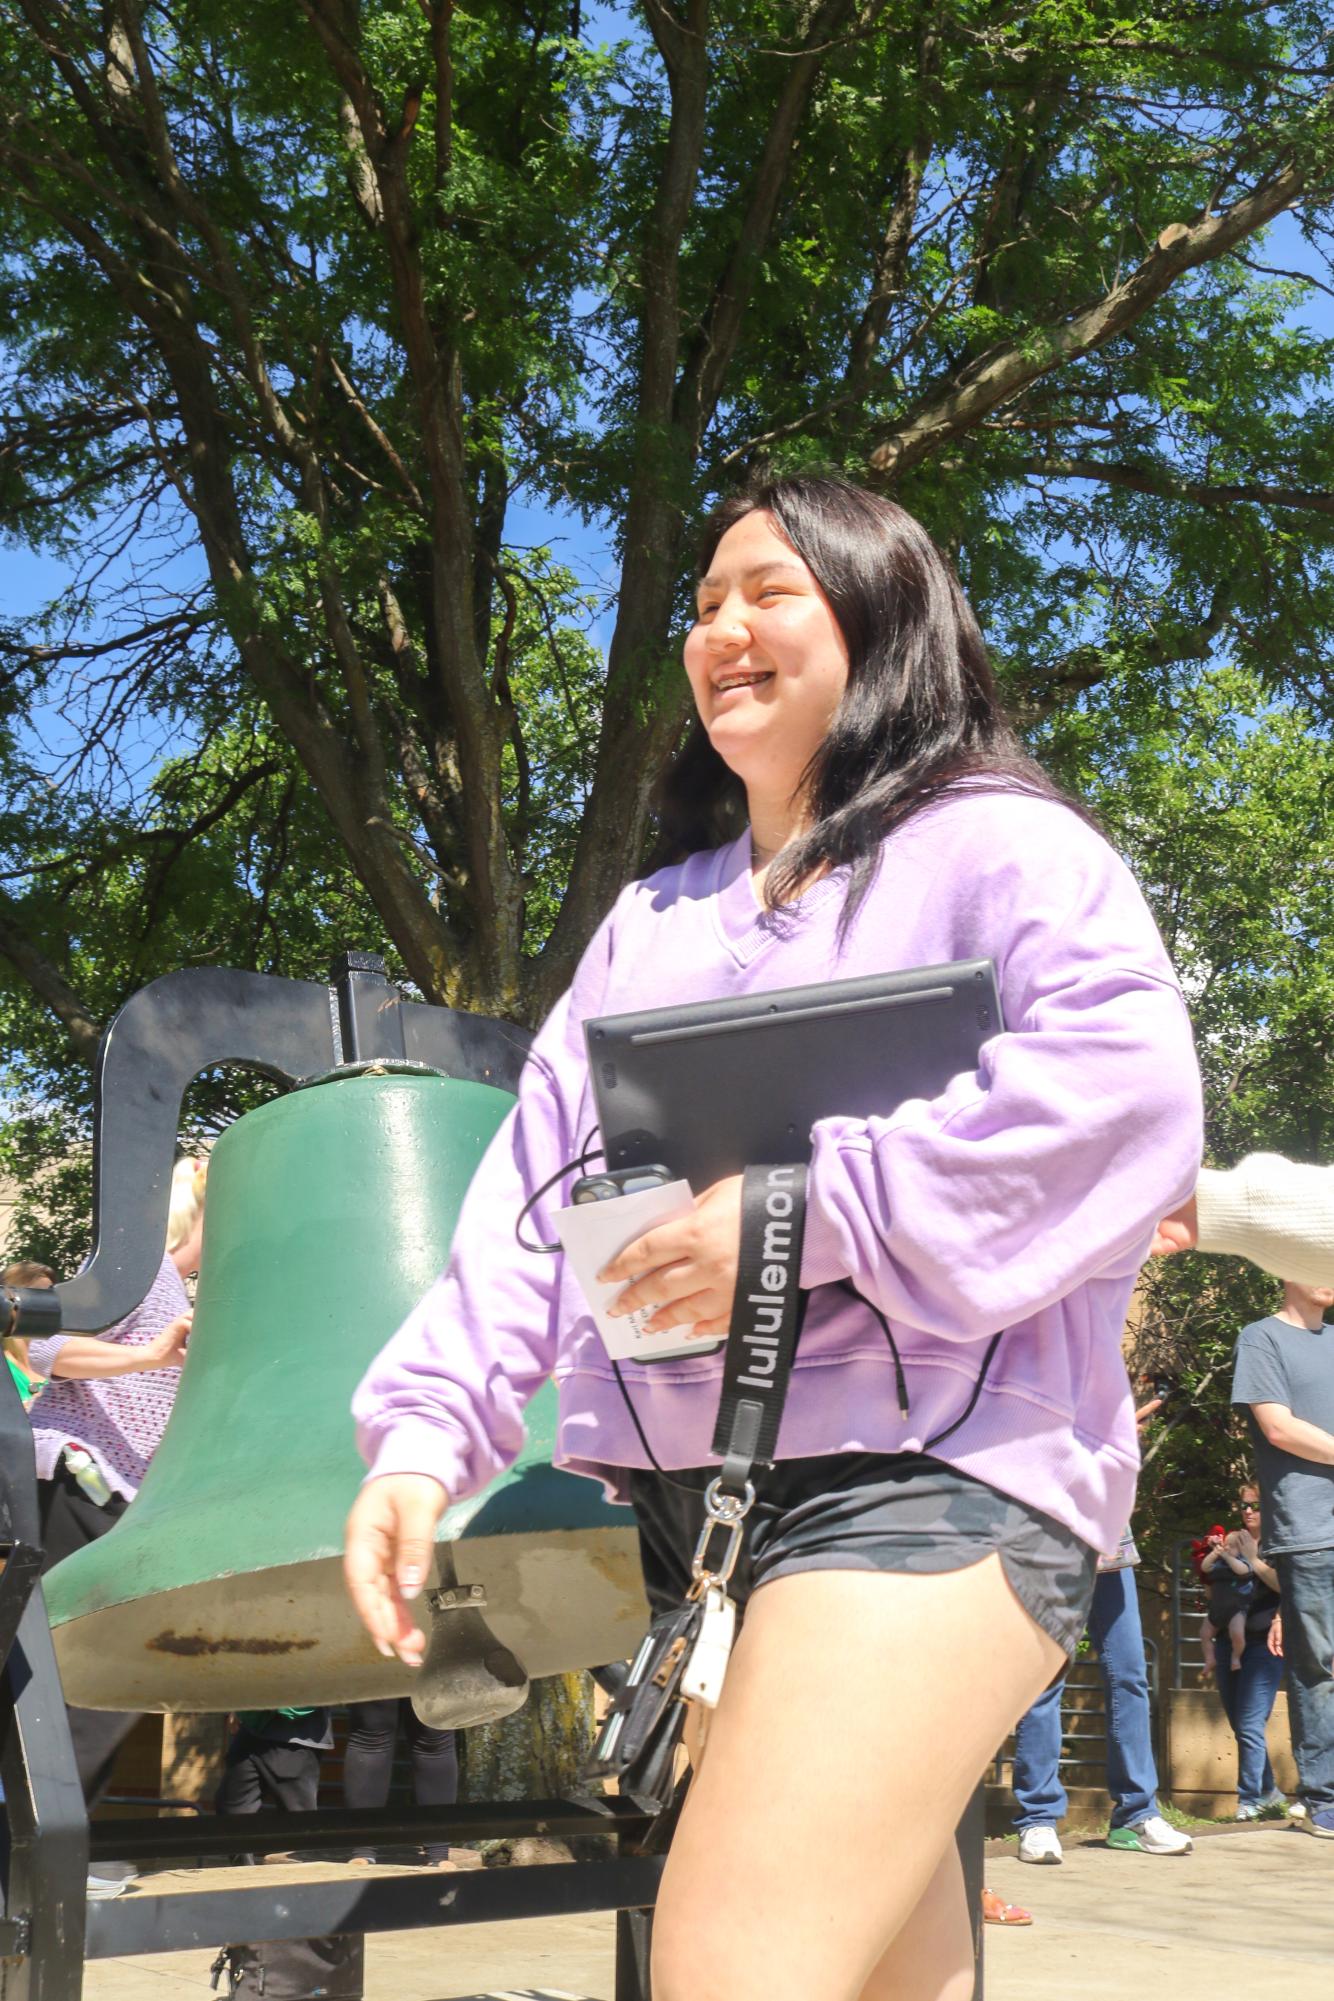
[1194,1154,1334,1285]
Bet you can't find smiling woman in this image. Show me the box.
[345,474,1204,2001]
[655,477,1078,920]
[684,516,850,868]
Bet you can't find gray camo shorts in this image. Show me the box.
[628,1451,1098,1659]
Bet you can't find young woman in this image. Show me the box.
[345,477,1203,2001]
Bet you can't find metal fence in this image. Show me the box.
[1170,1538,1215,1688]
[991,1635,1161,1789]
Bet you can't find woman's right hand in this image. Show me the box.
[343,1473,448,1668]
[143,1312,192,1370]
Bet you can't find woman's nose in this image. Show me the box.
[705,598,750,648]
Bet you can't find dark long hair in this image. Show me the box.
[652,475,1082,923]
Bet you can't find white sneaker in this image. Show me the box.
[1017,1826,1063,1864]
[1120,1813,1192,1855]
[1288,1798,1308,1820]
[1235,1802,1262,1821]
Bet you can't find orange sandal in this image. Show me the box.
[981,1887,1034,1926]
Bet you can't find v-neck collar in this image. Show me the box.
[711,829,848,964]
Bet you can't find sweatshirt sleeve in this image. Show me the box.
[799,799,1204,1336]
[25,1333,69,1377]
[352,914,616,1500]
[1196,1155,1334,1287]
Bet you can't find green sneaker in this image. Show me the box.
[1107,1815,1192,1855]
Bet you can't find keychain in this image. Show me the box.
[581,1475,750,1806]
[679,1477,747,1706]
[680,1583,736,1707]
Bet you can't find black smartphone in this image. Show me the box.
[571,1164,674,1204]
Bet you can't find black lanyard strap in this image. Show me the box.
[710,1162,810,1496]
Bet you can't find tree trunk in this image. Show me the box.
[457,1670,597,1856]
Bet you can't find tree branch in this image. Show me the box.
[1020,454,1334,518]
[675,0,861,447]
[868,94,1334,478]
[0,896,102,1063]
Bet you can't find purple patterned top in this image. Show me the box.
[28,1255,188,1502]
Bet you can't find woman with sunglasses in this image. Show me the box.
[1208,1485,1289,1818]
[346,476,1203,2001]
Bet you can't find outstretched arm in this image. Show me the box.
[1152,1156,1334,1286]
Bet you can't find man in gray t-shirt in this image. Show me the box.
[1232,1279,1334,1831]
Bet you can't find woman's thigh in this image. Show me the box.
[651,1553,1065,2001]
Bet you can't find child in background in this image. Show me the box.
[1196,1526,1258,1670]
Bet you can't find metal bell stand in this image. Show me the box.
[0,951,983,1999]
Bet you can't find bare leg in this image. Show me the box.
[1229,1611,1247,1671]
[855,1840,974,2001]
[650,1554,1065,2001]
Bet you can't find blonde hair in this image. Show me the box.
[166,1156,208,1254]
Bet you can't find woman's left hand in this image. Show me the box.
[599,1174,744,1340]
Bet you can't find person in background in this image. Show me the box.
[210,1704,362,2001]
[1201,1485,1288,1819]
[342,1698,459,1869]
[1152,1154,1332,1285]
[1011,1532,1191,1861]
[1232,1278,1334,1838]
[3,1259,54,1404]
[23,1156,205,1896]
[217,1706,333,1821]
[1012,1394,1190,1862]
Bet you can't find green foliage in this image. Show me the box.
[1034,663,1334,1567]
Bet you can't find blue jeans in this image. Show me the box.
[1275,1548,1334,1809]
[1212,1632,1283,1805]
[1012,1567,1160,1831]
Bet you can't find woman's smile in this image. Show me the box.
[712,667,775,701]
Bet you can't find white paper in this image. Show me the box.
[553,1180,723,1362]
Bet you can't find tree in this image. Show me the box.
[1,0,1332,1061]
[1038,662,1334,1572]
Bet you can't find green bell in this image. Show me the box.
[44,1066,647,1723]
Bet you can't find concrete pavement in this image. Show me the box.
[983,1821,1331,2000]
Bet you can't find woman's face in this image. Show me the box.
[1239,1492,1261,1528]
[684,509,849,813]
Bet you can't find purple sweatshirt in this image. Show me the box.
[354,789,1203,1555]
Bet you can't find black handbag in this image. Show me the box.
[583,1597,705,1810]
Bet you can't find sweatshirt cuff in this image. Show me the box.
[25,1334,68,1378]
[799,1146,856,1290]
[358,1416,472,1498]
[1193,1165,1251,1258]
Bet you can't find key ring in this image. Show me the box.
[689,1477,755,1594]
